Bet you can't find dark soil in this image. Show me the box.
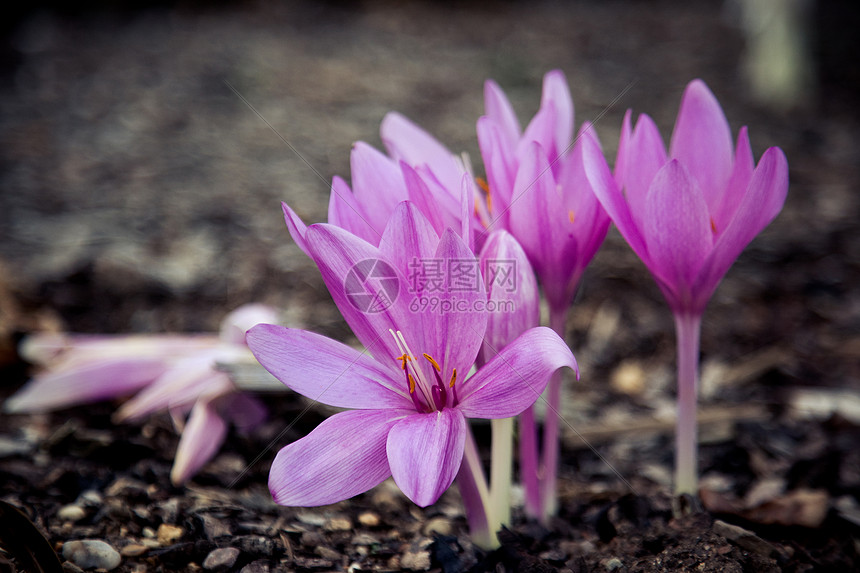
[1,1,859,572]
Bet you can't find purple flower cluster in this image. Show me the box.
[260,72,788,531]
[5,71,788,546]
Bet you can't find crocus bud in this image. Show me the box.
[478,229,540,364]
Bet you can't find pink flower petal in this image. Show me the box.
[712,127,755,234]
[400,163,449,238]
[170,399,227,485]
[669,79,734,214]
[115,354,233,421]
[694,147,788,307]
[304,223,414,363]
[378,201,440,284]
[350,142,408,232]
[583,128,649,262]
[4,358,167,413]
[380,112,462,194]
[477,116,515,227]
[282,202,311,257]
[478,230,540,364]
[246,324,411,409]
[457,326,578,419]
[614,109,633,190]
[425,229,487,382]
[508,141,577,310]
[642,160,713,302]
[541,70,574,159]
[626,113,668,235]
[269,409,406,506]
[559,126,612,270]
[386,408,466,507]
[518,106,558,165]
[328,176,382,245]
[483,79,521,146]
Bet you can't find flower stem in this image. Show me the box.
[673,312,702,499]
[489,417,513,532]
[539,305,568,522]
[518,405,541,518]
[457,425,497,549]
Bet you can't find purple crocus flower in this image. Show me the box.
[246,202,576,510]
[5,304,277,485]
[583,79,789,497]
[477,69,611,316]
[474,69,612,520]
[589,79,789,318]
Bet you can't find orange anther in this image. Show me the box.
[423,353,442,372]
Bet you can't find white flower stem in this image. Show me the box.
[489,417,513,533]
[673,312,702,498]
[457,425,497,549]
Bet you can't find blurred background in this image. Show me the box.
[0,0,858,439]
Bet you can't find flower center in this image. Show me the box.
[389,329,458,413]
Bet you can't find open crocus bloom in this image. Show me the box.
[247,202,577,507]
[476,70,611,314]
[283,113,477,256]
[584,79,789,316]
[5,304,277,484]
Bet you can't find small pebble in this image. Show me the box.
[62,539,122,571]
[324,517,352,531]
[240,561,271,573]
[296,512,326,526]
[57,504,86,523]
[203,547,241,571]
[357,511,380,527]
[602,557,624,571]
[76,490,103,508]
[400,549,431,571]
[157,523,184,545]
[610,361,646,395]
[120,544,148,557]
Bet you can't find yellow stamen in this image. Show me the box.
[710,217,718,234]
[568,209,576,224]
[449,368,457,388]
[476,177,492,212]
[407,373,416,394]
[397,353,411,370]
[423,353,441,372]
